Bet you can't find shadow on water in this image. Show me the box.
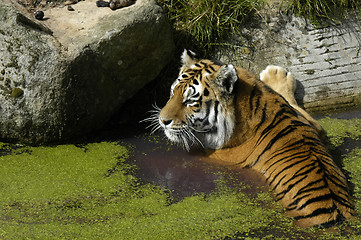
[313,107,361,158]
[119,130,267,202]
[313,106,361,121]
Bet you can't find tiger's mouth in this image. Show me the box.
[140,105,207,151]
[162,124,205,151]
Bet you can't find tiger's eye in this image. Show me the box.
[183,100,195,106]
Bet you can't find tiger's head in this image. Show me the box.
[153,50,239,150]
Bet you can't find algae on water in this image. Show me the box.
[1,122,361,239]
[0,141,292,239]
[318,117,361,147]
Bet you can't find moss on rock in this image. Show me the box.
[10,87,23,98]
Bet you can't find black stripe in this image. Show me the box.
[265,125,298,149]
[297,193,333,210]
[256,110,291,146]
[295,179,324,195]
[290,119,312,127]
[268,158,307,186]
[268,157,312,187]
[296,185,328,196]
[254,95,261,114]
[286,194,312,210]
[203,88,209,96]
[294,206,337,220]
[325,175,348,190]
[308,146,331,157]
[253,124,300,166]
[271,174,288,193]
[264,139,307,165]
[197,100,212,126]
[192,93,200,98]
[275,175,308,200]
[264,150,310,173]
[249,87,257,113]
[214,100,219,121]
[254,104,266,132]
[282,164,317,187]
[313,155,345,181]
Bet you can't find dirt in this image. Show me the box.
[16,0,77,12]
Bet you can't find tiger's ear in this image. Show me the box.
[181,49,197,67]
[215,65,238,94]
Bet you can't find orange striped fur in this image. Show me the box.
[154,50,353,227]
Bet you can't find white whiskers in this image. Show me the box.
[183,127,204,149]
[140,104,162,134]
[141,104,205,151]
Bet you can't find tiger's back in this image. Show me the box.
[154,50,354,227]
[239,79,353,227]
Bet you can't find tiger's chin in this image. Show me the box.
[163,130,190,151]
[163,129,182,143]
[162,125,229,151]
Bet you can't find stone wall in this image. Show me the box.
[215,8,361,112]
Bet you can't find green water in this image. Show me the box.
[0,112,361,239]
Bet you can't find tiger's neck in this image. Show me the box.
[208,68,289,165]
[222,68,263,148]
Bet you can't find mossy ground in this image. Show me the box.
[0,116,361,239]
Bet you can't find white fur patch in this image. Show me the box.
[183,84,203,103]
[204,108,234,149]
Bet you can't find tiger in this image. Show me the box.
[147,49,354,228]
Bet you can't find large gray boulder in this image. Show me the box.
[0,0,174,143]
[215,4,361,112]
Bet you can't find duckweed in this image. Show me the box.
[342,149,361,212]
[0,120,361,239]
[0,141,289,239]
[318,117,361,147]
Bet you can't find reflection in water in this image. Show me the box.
[114,107,361,202]
[121,133,267,200]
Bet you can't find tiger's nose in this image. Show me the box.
[160,117,172,126]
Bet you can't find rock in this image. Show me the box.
[215,5,361,112]
[34,10,44,20]
[0,0,174,144]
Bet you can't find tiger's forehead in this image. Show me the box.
[171,59,223,94]
[170,73,203,97]
[181,59,223,75]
